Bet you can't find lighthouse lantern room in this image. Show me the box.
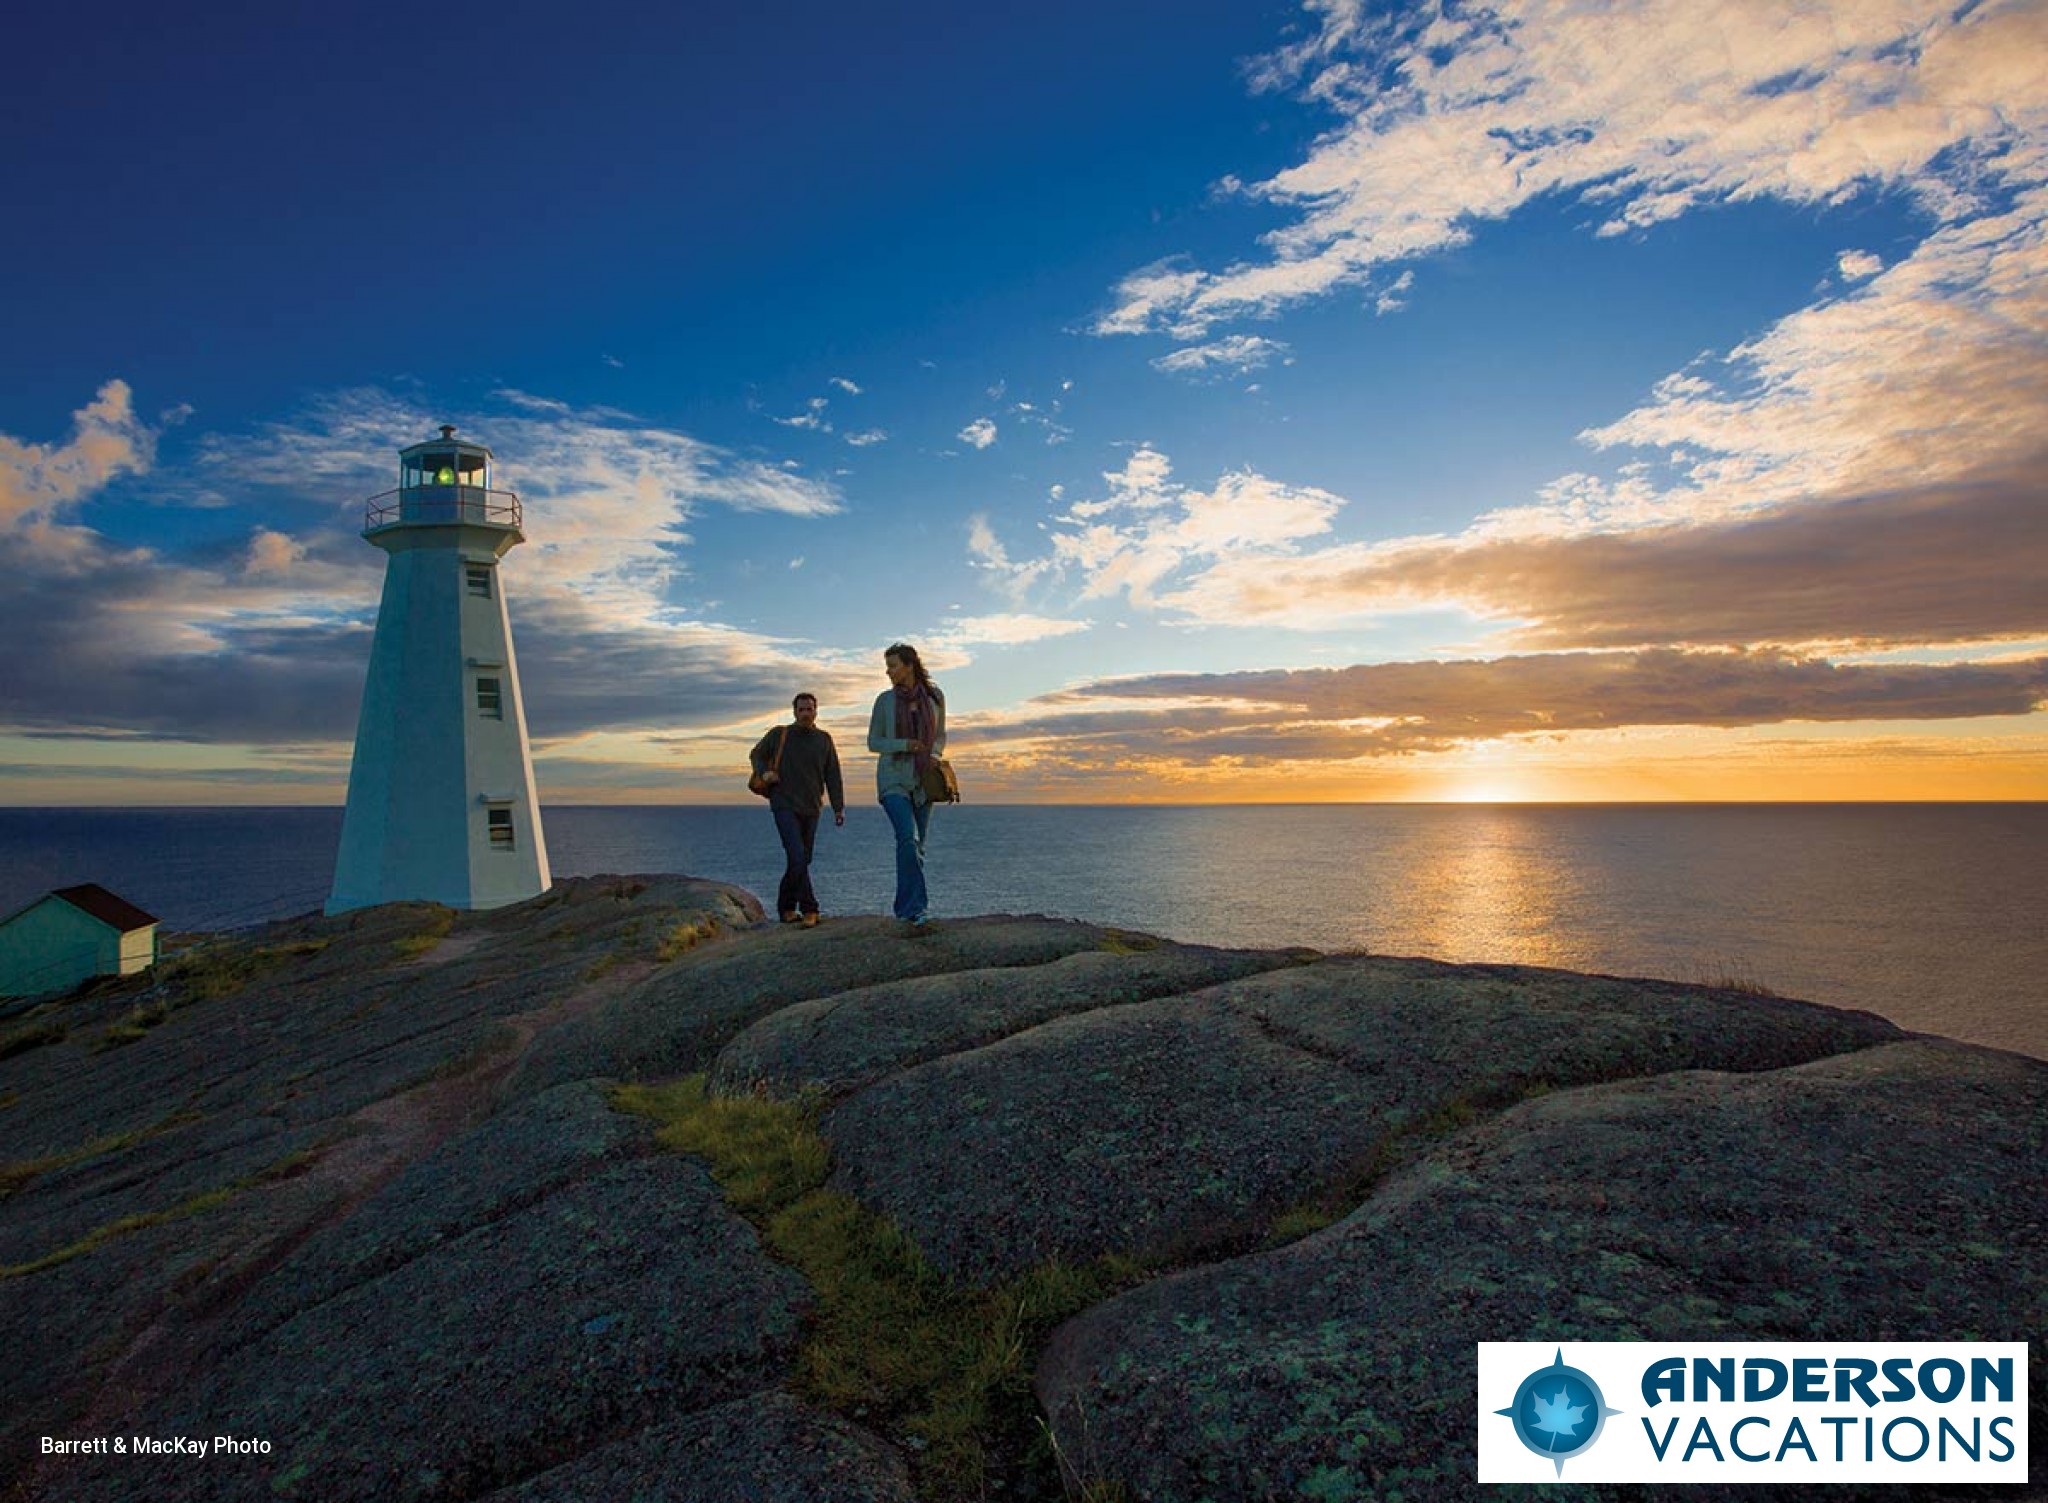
[327,427,551,914]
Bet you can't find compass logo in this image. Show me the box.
[1494,1348,1623,1477]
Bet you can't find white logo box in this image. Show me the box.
[1477,1341,2028,1484]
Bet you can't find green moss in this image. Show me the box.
[654,918,720,962]
[391,910,455,958]
[0,1142,311,1279]
[0,1109,203,1200]
[0,1188,238,1278]
[1265,1204,1344,1245]
[1263,1080,1560,1251]
[0,1016,68,1061]
[612,1075,1144,1501]
[93,1000,172,1052]
[1096,928,1162,955]
[160,936,332,1000]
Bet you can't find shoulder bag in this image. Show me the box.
[748,727,787,797]
[920,755,960,804]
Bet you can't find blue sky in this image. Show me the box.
[4,0,2045,803]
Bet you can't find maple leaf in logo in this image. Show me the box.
[1529,1387,1587,1445]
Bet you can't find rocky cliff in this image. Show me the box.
[1,876,2040,1501]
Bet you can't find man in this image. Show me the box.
[749,692,846,927]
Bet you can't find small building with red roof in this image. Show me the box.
[0,884,161,999]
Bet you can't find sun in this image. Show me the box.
[1442,779,1527,803]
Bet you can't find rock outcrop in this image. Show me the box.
[0,875,2038,1502]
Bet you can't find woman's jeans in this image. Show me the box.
[772,805,820,915]
[879,791,931,921]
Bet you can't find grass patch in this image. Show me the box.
[1096,928,1161,955]
[392,910,456,958]
[1,1186,240,1279]
[73,935,337,1049]
[0,1108,206,1201]
[1686,956,1780,998]
[93,1000,172,1052]
[0,1145,314,1280]
[613,1076,1143,1500]
[0,1016,67,1061]
[160,936,332,1001]
[654,918,719,962]
[409,1024,520,1088]
[1262,1081,1560,1251]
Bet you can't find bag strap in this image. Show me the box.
[769,726,789,773]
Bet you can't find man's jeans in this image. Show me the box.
[879,792,930,921]
[772,805,821,916]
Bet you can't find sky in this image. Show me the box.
[3,0,2045,805]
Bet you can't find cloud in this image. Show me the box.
[241,528,308,578]
[0,385,854,753]
[844,428,889,447]
[1094,259,1208,336]
[966,514,1011,568]
[1101,0,2048,338]
[773,397,833,432]
[958,417,998,450]
[1150,334,1295,379]
[1157,460,2048,650]
[1000,446,1342,609]
[1374,270,1414,315]
[829,376,863,395]
[1575,190,2048,516]
[1023,648,2048,761]
[505,602,874,739]
[984,416,2045,655]
[966,513,1056,603]
[933,613,1093,648]
[1009,400,1074,446]
[207,388,842,607]
[1068,0,2048,683]
[0,380,157,548]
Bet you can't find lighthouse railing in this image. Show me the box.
[364,487,523,531]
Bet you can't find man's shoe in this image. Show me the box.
[803,912,820,928]
[902,918,937,937]
[779,910,802,924]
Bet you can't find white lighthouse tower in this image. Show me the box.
[327,427,551,914]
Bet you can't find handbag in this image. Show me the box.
[748,726,787,797]
[920,756,960,804]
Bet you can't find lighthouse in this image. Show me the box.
[327,427,551,914]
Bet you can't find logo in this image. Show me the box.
[1479,1341,2027,1483]
[1494,1347,1622,1476]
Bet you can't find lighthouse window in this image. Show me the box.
[476,677,503,718]
[466,564,493,598]
[487,808,515,849]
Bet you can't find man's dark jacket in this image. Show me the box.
[749,724,845,817]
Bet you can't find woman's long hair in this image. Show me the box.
[885,641,937,697]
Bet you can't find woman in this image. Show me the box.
[868,641,945,929]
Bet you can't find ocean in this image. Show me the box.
[2,803,2042,1061]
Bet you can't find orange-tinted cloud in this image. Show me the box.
[1165,462,2048,650]
[1026,648,2048,760]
